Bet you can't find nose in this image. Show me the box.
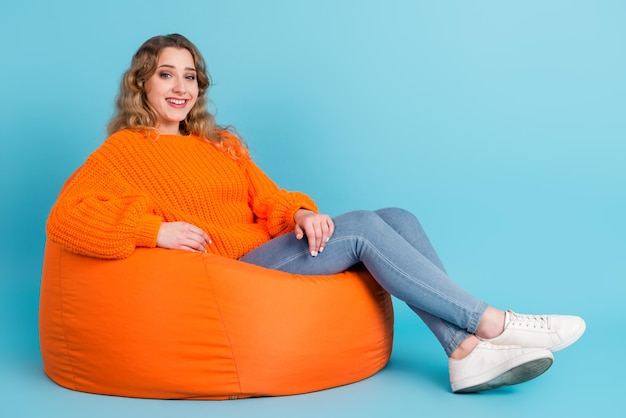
[173,77,186,94]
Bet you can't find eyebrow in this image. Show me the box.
[158,64,196,72]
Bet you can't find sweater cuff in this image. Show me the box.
[135,214,162,248]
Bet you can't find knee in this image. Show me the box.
[334,210,387,232]
[339,210,382,224]
[376,207,421,225]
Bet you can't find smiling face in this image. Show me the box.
[144,47,199,135]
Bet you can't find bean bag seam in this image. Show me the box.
[200,255,243,397]
[58,246,79,390]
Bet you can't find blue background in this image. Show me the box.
[1,1,624,417]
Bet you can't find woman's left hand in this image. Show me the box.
[293,209,334,256]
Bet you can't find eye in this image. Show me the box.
[186,74,196,81]
[159,72,172,79]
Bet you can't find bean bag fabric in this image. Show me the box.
[39,241,394,399]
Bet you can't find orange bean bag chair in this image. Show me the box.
[39,241,394,399]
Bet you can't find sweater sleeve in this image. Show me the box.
[46,155,162,259]
[241,154,318,238]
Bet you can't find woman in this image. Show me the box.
[46,34,585,393]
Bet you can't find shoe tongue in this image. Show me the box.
[505,310,516,326]
[508,311,548,328]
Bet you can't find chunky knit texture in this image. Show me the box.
[47,129,318,259]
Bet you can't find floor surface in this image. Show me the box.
[1,270,618,418]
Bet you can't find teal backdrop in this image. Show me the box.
[1,1,624,417]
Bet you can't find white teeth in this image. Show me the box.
[167,99,186,105]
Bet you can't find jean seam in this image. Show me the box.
[331,234,479,327]
[264,248,312,271]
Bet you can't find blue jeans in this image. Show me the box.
[240,208,488,356]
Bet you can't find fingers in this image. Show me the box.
[181,224,212,252]
[301,214,334,257]
[325,218,335,250]
[294,224,304,240]
[157,222,212,253]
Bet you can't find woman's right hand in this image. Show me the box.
[156,221,212,253]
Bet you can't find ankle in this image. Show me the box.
[450,335,480,360]
[475,307,506,339]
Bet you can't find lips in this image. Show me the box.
[166,98,188,106]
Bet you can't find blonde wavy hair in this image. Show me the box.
[108,34,243,153]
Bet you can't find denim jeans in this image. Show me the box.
[240,208,488,356]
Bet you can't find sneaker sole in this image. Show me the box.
[453,356,553,394]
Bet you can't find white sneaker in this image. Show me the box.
[449,342,553,393]
[482,310,586,352]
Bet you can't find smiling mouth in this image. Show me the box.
[167,98,188,105]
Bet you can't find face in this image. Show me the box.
[144,47,199,135]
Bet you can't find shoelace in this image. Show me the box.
[507,311,551,330]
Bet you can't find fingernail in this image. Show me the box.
[311,251,318,257]
[319,247,324,253]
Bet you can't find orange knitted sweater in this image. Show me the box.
[46,129,318,260]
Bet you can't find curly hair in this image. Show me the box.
[108,34,234,148]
